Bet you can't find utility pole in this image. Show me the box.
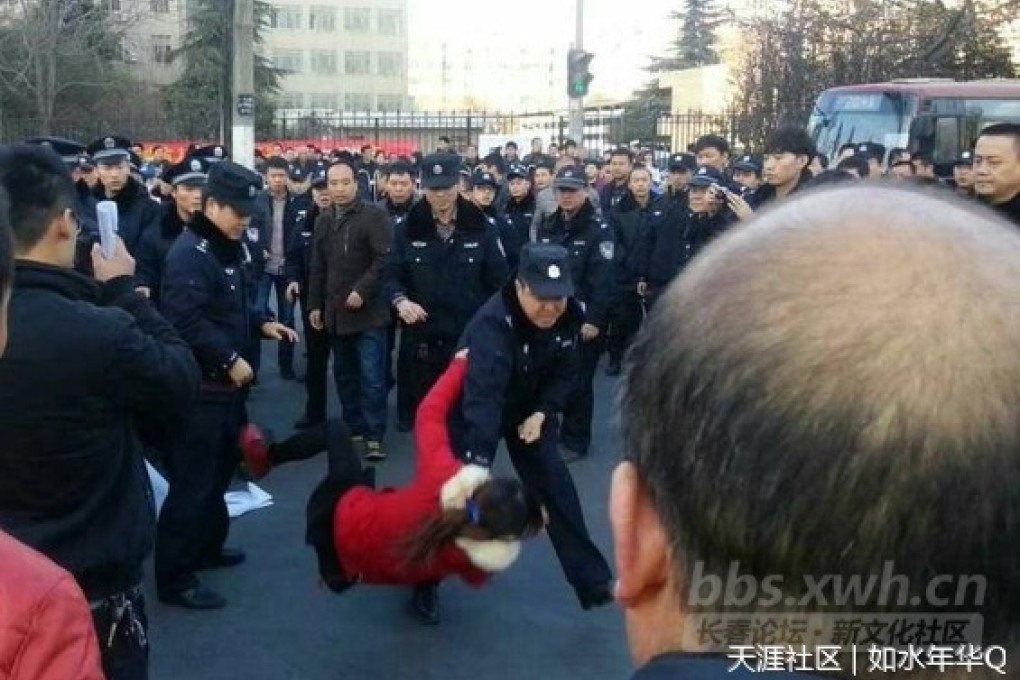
[568,0,584,144]
[231,0,255,169]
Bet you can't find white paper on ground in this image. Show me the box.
[225,482,274,518]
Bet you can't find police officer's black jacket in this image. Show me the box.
[384,196,509,341]
[453,280,584,467]
[599,179,630,213]
[136,199,188,308]
[92,176,161,257]
[0,262,199,599]
[535,199,614,330]
[162,212,270,385]
[500,193,536,272]
[378,195,417,223]
[647,209,726,299]
[285,202,324,295]
[988,191,1020,227]
[608,192,669,293]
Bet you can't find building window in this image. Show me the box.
[377,94,403,112]
[377,9,402,36]
[277,93,304,110]
[310,50,337,75]
[308,94,337,110]
[151,35,172,64]
[272,49,303,74]
[308,6,336,31]
[343,7,370,32]
[376,51,403,77]
[150,0,169,12]
[344,51,370,75]
[270,6,302,30]
[343,93,373,111]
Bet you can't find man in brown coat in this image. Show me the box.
[309,160,393,460]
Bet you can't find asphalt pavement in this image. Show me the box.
[147,340,632,680]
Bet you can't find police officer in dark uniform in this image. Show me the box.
[156,161,299,609]
[536,166,614,461]
[450,243,613,617]
[470,168,501,226]
[136,157,209,308]
[286,170,333,429]
[384,154,509,432]
[500,163,535,272]
[86,136,161,257]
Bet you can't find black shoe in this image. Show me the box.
[195,548,246,570]
[605,360,621,377]
[159,583,227,610]
[281,366,296,381]
[411,583,439,625]
[578,582,614,611]
[294,415,325,430]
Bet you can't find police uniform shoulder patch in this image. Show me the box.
[599,241,614,260]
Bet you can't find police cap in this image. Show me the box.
[421,153,461,189]
[668,152,697,173]
[472,169,498,190]
[517,243,575,300]
[23,136,86,166]
[310,171,327,189]
[732,154,762,174]
[87,135,132,164]
[955,150,974,167]
[506,163,529,181]
[163,157,209,187]
[688,165,727,187]
[191,144,229,163]
[553,165,586,190]
[289,164,306,182]
[206,161,262,217]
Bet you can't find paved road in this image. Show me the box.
[148,342,632,680]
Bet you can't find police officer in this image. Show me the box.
[451,243,614,617]
[952,150,975,198]
[536,166,613,461]
[286,170,333,429]
[136,157,209,308]
[156,161,298,609]
[731,154,763,193]
[470,168,501,226]
[500,163,535,271]
[384,153,509,432]
[86,135,161,257]
[190,143,229,164]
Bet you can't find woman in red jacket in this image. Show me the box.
[241,353,545,624]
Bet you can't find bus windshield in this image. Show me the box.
[809,91,917,159]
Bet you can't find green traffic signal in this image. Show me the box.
[567,49,594,99]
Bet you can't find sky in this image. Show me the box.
[406,0,678,102]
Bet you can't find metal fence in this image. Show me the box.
[1,107,752,155]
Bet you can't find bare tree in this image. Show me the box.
[0,0,140,134]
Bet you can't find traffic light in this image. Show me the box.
[567,49,594,99]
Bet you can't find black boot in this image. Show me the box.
[411,582,439,625]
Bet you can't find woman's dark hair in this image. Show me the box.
[400,478,544,567]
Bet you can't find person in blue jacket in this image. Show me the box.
[449,242,613,615]
[155,161,298,610]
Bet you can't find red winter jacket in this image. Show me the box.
[335,357,521,586]
[0,531,105,680]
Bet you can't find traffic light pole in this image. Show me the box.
[568,0,584,146]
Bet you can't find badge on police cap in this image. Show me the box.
[548,264,561,279]
[214,146,224,158]
[104,137,115,149]
[190,159,201,172]
[433,164,443,175]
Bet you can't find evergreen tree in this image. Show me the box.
[650,0,724,72]
[163,0,281,140]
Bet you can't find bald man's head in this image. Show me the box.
[620,185,1020,646]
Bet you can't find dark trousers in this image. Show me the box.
[396,331,456,428]
[155,391,244,593]
[560,338,601,456]
[452,415,612,597]
[301,299,331,423]
[606,292,645,364]
[330,328,388,442]
[257,272,296,371]
[91,588,148,680]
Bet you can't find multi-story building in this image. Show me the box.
[263,0,409,114]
